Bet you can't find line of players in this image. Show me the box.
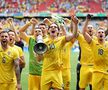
[0,14,108,90]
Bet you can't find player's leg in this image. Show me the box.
[41,71,52,90]
[0,83,17,90]
[89,84,92,90]
[41,83,51,90]
[92,72,103,90]
[76,63,81,90]
[79,66,91,90]
[88,67,93,90]
[20,67,23,74]
[52,70,63,90]
[28,74,41,90]
[104,74,108,90]
[8,83,17,90]
[0,83,8,90]
[62,69,71,90]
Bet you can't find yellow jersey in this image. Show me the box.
[43,36,66,71]
[61,42,73,69]
[0,46,19,83]
[12,45,24,66]
[12,45,23,57]
[90,40,108,74]
[77,33,97,65]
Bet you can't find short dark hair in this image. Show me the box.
[39,23,47,26]
[38,23,48,29]
[7,29,14,33]
[0,30,8,35]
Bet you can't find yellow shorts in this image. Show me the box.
[92,72,108,90]
[0,83,17,90]
[28,74,41,90]
[79,65,93,88]
[62,68,71,90]
[41,70,63,90]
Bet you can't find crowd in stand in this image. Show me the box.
[0,17,107,35]
[0,0,108,14]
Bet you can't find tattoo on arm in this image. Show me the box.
[14,58,21,84]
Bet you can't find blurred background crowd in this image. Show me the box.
[0,0,108,14]
[0,0,107,36]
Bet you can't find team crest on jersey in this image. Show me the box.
[0,50,2,52]
[63,48,66,52]
[7,51,11,55]
[2,57,6,63]
[104,44,107,48]
[49,43,55,49]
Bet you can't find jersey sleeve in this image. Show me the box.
[25,36,31,44]
[12,48,19,60]
[60,36,67,47]
[17,47,24,57]
[77,33,84,43]
[89,39,96,49]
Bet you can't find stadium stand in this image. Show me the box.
[0,0,107,14]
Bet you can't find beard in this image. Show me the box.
[1,41,8,47]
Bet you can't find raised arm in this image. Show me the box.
[82,14,91,34]
[60,18,72,36]
[30,18,39,35]
[60,24,67,35]
[65,15,78,42]
[82,14,93,44]
[19,18,38,43]
[105,15,108,36]
[43,18,52,26]
[7,18,20,42]
[70,19,73,33]
[19,20,32,42]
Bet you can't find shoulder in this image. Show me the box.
[14,45,23,51]
[77,33,84,40]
